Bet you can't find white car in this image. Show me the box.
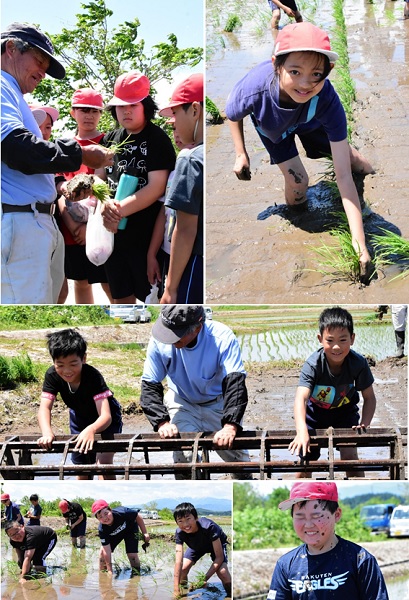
[138,510,151,519]
[389,505,409,537]
[109,304,151,323]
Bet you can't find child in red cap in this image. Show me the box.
[269,481,389,598]
[226,22,374,282]
[55,87,112,305]
[1,493,24,525]
[91,499,150,574]
[95,70,176,304]
[158,73,204,304]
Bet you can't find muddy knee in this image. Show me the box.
[283,167,308,204]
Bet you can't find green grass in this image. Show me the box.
[309,228,362,284]
[0,306,111,330]
[0,353,37,389]
[206,96,223,124]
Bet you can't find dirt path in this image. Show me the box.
[206,0,409,303]
[233,539,409,597]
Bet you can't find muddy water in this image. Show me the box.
[1,535,228,599]
[206,0,409,303]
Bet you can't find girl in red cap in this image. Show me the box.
[55,88,113,305]
[226,22,374,282]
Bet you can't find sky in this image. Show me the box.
[1,480,232,506]
[1,0,204,106]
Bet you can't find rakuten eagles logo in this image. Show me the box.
[289,571,349,593]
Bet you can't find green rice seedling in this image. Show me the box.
[91,180,111,203]
[189,570,207,590]
[224,14,241,32]
[309,228,363,284]
[206,97,224,124]
[106,134,132,155]
[372,229,409,279]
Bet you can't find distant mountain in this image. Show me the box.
[144,497,231,512]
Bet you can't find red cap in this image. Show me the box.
[71,88,104,109]
[274,22,338,63]
[59,500,69,513]
[91,499,109,515]
[278,482,338,510]
[107,71,150,106]
[29,104,59,124]
[1,493,10,501]
[159,73,204,117]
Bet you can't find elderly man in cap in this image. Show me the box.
[1,22,114,304]
[141,305,250,478]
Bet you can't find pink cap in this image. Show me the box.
[159,73,203,117]
[91,499,109,515]
[59,500,69,513]
[71,88,104,109]
[107,71,150,106]
[29,104,59,124]
[1,493,10,501]
[278,482,338,510]
[274,22,338,63]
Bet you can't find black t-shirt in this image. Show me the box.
[42,363,122,429]
[10,526,56,551]
[101,122,176,243]
[62,501,86,523]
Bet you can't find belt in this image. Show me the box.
[2,202,55,215]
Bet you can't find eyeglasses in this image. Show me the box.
[6,528,22,539]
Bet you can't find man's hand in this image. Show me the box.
[81,145,114,170]
[213,424,237,449]
[288,431,311,457]
[158,422,179,439]
[37,433,55,450]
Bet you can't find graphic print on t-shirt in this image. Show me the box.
[310,384,354,409]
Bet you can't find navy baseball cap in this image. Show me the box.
[152,305,205,344]
[1,22,65,79]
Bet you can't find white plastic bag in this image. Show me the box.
[145,283,159,304]
[85,201,114,266]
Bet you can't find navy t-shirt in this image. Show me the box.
[299,348,374,425]
[175,517,227,553]
[42,363,122,433]
[268,536,389,599]
[5,502,24,525]
[27,503,42,526]
[98,507,139,547]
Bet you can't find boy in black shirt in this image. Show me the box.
[5,521,57,583]
[173,502,231,597]
[37,328,122,479]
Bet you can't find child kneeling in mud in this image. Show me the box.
[226,22,374,281]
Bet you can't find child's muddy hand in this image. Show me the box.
[233,155,251,180]
[359,253,375,286]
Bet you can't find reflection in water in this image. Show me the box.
[1,534,229,600]
[238,322,402,362]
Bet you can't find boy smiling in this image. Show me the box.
[268,482,389,599]
[288,307,377,477]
